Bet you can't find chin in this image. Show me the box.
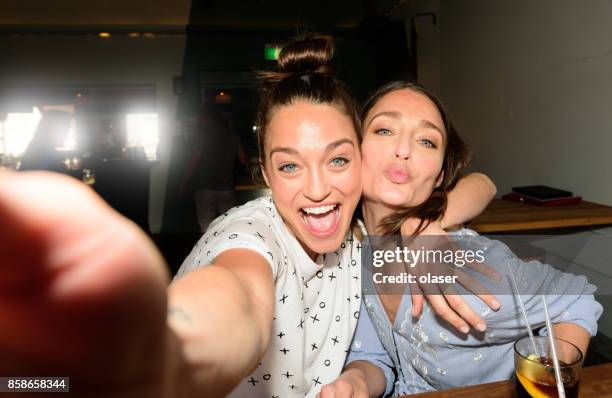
[307,238,344,255]
[377,191,414,209]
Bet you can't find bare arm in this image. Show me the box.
[317,361,386,398]
[552,323,591,360]
[345,361,387,397]
[168,249,274,397]
[441,172,496,229]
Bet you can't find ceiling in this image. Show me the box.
[0,0,414,32]
[0,0,191,28]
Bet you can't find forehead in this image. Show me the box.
[367,88,444,128]
[265,100,358,149]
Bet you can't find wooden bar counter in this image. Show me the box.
[403,362,612,397]
[469,199,612,233]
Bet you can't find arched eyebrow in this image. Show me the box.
[326,138,355,151]
[365,111,401,128]
[418,120,445,138]
[269,138,355,160]
[366,111,445,138]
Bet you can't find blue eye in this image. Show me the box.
[374,128,392,136]
[330,157,349,167]
[279,163,298,173]
[419,139,437,148]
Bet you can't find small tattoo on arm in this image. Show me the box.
[168,306,192,322]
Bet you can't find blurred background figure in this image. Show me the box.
[20,109,72,172]
[93,117,125,160]
[179,104,246,234]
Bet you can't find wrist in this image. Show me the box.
[340,366,368,392]
[342,366,365,380]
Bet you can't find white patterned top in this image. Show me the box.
[175,196,363,397]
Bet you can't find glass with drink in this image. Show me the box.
[514,335,583,398]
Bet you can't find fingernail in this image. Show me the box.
[460,325,469,334]
[492,299,501,310]
[476,323,486,332]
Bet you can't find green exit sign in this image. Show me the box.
[264,44,283,61]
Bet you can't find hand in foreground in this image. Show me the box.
[316,368,369,398]
[400,218,502,334]
[0,170,174,397]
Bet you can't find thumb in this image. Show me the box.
[0,170,114,289]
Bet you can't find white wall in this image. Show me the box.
[0,34,188,233]
[408,0,612,337]
[438,0,612,204]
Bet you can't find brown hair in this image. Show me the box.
[361,81,471,235]
[253,33,360,183]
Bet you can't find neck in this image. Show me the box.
[361,198,396,235]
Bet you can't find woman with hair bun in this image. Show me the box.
[0,34,495,397]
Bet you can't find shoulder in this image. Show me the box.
[209,196,278,229]
[449,228,516,264]
[176,196,288,278]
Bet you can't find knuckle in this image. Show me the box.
[320,384,334,395]
[336,381,354,396]
[447,294,464,307]
[435,306,450,317]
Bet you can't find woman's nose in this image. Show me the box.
[394,136,411,160]
[303,169,331,201]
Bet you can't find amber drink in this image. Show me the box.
[514,336,583,398]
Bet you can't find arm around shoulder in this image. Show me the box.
[442,172,496,229]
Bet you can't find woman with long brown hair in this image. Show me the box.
[320,81,601,397]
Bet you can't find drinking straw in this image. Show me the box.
[542,296,566,398]
[506,263,539,356]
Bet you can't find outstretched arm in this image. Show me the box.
[0,170,273,397]
[168,249,274,397]
[441,172,496,229]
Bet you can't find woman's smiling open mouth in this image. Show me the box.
[300,204,341,237]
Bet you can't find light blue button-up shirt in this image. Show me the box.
[347,229,602,396]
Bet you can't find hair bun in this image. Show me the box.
[277,34,334,76]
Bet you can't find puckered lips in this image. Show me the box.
[299,203,341,238]
[383,165,412,184]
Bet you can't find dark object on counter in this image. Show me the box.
[502,192,582,206]
[512,185,573,200]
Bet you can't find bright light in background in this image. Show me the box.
[61,124,77,151]
[214,90,231,104]
[126,113,159,160]
[2,110,41,156]
[0,106,77,157]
